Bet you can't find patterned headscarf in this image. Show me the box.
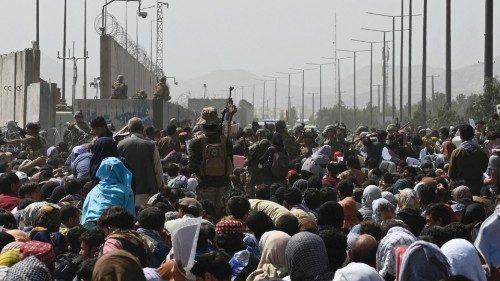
[5,256,51,281]
[215,220,243,236]
[1,242,25,254]
[398,188,418,211]
[20,241,55,267]
[0,250,20,267]
[376,226,416,278]
[452,185,472,204]
[285,232,334,281]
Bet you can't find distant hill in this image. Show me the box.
[170,56,500,117]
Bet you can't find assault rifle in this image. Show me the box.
[220,86,237,138]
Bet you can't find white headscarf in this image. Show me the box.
[359,185,382,220]
[441,239,486,281]
[474,211,500,270]
[399,241,451,281]
[333,262,384,281]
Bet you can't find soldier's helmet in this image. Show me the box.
[197,107,220,126]
[117,75,124,82]
[160,76,167,82]
[74,111,84,118]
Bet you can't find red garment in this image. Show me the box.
[321,175,339,189]
[0,194,20,212]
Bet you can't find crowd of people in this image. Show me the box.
[0,107,498,281]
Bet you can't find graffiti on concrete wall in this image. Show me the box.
[77,99,153,129]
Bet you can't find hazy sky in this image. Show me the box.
[0,0,498,92]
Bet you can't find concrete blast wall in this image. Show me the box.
[0,48,40,127]
[100,35,157,99]
[26,82,56,144]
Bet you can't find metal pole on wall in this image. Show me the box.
[36,0,40,49]
[61,0,67,105]
[83,0,87,99]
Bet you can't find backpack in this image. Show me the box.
[271,150,289,179]
[200,135,232,177]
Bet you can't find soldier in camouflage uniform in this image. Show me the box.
[244,129,271,195]
[154,76,171,101]
[133,90,148,100]
[188,107,232,218]
[300,128,318,158]
[319,124,351,157]
[63,111,92,148]
[275,120,300,161]
[110,75,128,99]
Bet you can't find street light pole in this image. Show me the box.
[446,0,452,107]
[408,0,413,118]
[365,12,420,121]
[306,93,320,124]
[322,56,351,123]
[290,68,315,123]
[422,0,428,126]
[254,79,273,120]
[427,75,439,116]
[305,63,334,122]
[485,0,494,83]
[264,75,287,120]
[337,49,370,126]
[351,39,384,127]
[277,71,301,122]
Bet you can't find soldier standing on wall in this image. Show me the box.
[133,90,148,100]
[188,107,233,218]
[154,76,171,101]
[111,75,128,99]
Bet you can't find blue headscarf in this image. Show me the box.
[89,137,119,180]
[96,157,132,187]
[81,157,135,225]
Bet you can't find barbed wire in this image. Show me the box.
[94,13,164,78]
